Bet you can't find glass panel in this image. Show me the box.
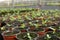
[40,0,60,10]
[0,0,12,8]
[0,0,59,9]
[14,0,38,6]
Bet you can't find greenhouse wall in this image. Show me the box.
[0,0,60,9]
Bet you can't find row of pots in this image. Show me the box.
[2,27,57,40]
[2,31,45,40]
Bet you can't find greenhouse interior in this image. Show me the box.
[0,0,60,40]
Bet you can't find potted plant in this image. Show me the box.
[37,31,46,38]
[19,23,27,32]
[28,22,36,31]
[16,32,38,40]
[2,31,17,40]
[54,30,60,40]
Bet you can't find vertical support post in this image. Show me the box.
[7,1,9,7]
[12,0,14,8]
[37,0,40,9]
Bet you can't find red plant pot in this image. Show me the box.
[44,28,53,33]
[21,29,27,32]
[2,31,17,40]
[30,26,35,30]
[37,31,46,37]
[3,35,16,40]
[44,28,49,32]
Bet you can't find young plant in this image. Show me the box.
[20,23,26,28]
